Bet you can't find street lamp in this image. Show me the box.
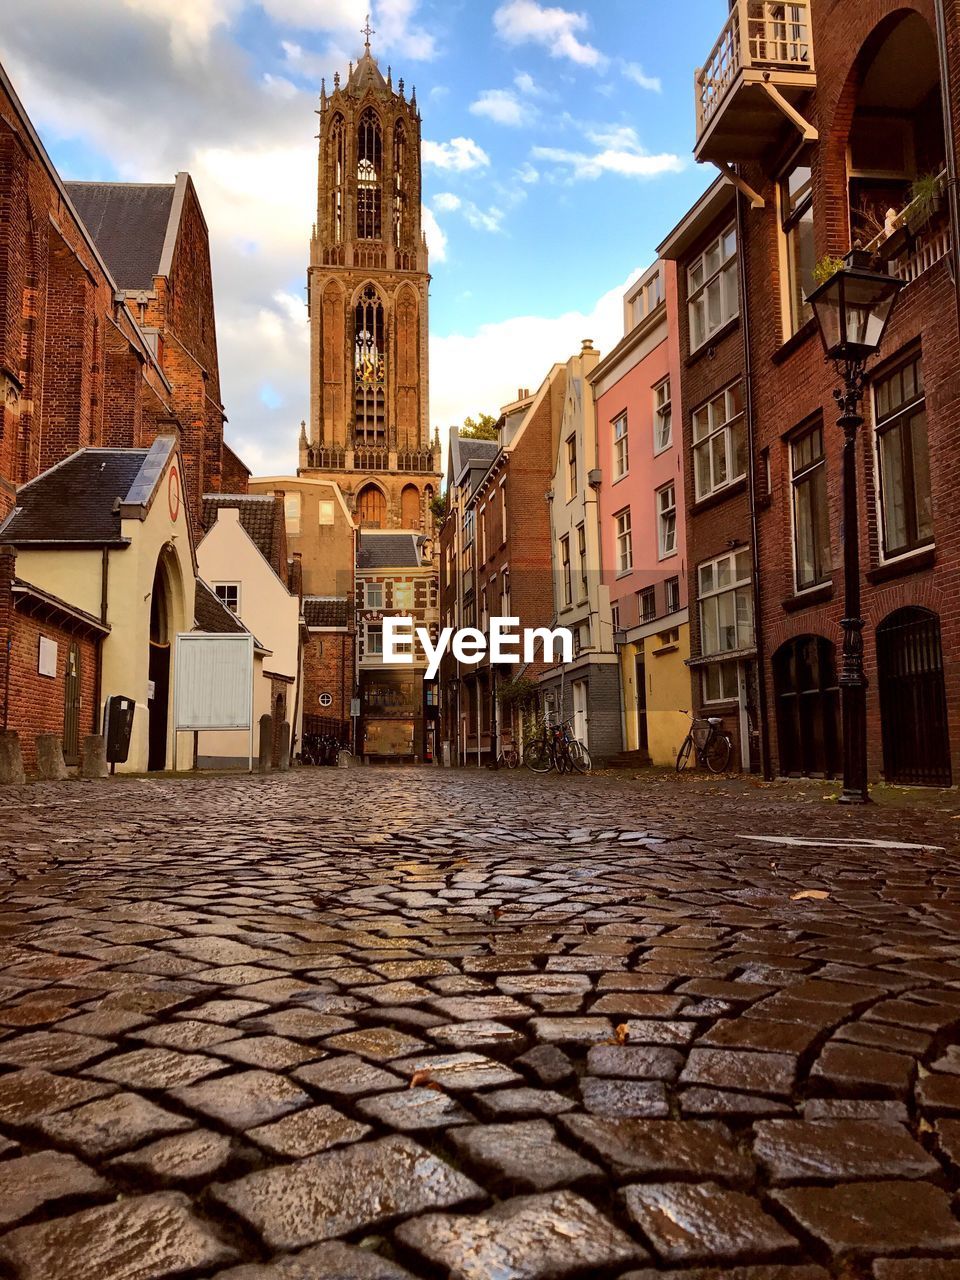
[808,248,903,804]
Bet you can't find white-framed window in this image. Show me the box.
[657,483,677,559]
[462,509,474,546]
[566,435,578,499]
[283,493,301,535]
[611,602,620,632]
[365,622,383,655]
[214,583,240,613]
[318,499,335,526]
[613,413,629,480]
[698,549,753,656]
[654,378,672,453]
[393,581,414,610]
[480,507,487,563]
[780,160,815,336]
[615,509,632,575]
[791,422,831,590]
[501,567,511,615]
[688,224,739,352]
[365,581,383,609]
[874,352,933,559]
[480,586,489,631]
[702,659,740,704]
[693,381,746,500]
[499,480,507,542]
[560,535,572,606]
[629,269,664,328]
[577,522,588,600]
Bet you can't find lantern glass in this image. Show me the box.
[808,265,902,364]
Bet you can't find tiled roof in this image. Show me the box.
[65,182,175,290]
[303,597,351,628]
[194,579,248,635]
[357,531,423,569]
[458,438,499,464]
[0,449,151,546]
[202,494,280,568]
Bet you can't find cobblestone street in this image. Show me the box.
[0,768,959,1279]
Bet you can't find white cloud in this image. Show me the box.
[470,88,532,128]
[623,61,662,93]
[514,70,538,95]
[422,137,491,171]
[462,203,505,234]
[421,206,448,263]
[374,0,437,59]
[258,0,363,32]
[533,144,685,181]
[493,0,607,70]
[433,192,462,212]
[516,161,540,184]
[431,269,642,435]
[120,0,244,60]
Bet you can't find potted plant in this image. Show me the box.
[812,254,846,287]
[906,172,945,233]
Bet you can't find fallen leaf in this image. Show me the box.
[409,1070,434,1089]
[614,1023,629,1045]
[791,889,830,901]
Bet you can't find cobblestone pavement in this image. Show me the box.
[0,767,959,1280]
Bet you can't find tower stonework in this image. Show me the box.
[302,36,441,532]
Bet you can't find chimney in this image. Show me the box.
[289,552,304,601]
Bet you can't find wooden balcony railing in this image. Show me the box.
[696,1,815,138]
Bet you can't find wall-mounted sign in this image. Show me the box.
[319,692,333,707]
[38,636,58,678]
[168,466,181,523]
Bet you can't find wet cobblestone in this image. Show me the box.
[0,766,958,1276]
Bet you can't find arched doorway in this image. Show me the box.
[877,608,951,786]
[148,548,178,771]
[62,642,81,766]
[356,483,387,528]
[773,635,841,778]
[400,484,420,529]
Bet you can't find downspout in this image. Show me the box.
[93,546,109,736]
[735,183,772,780]
[934,0,960,340]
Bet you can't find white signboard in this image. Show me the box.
[38,636,58,678]
[174,633,254,731]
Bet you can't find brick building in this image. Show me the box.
[660,178,760,771]
[692,0,959,785]
[302,596,354,749]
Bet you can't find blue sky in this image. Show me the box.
[1,0,723,473]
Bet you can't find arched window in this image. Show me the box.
[401,484,420,529]
[354,284,385,442]
[357,108,382,240]
[357,484,387,528]
[330,114,345,245]
[393,122,406,249]
[773,635,840,779]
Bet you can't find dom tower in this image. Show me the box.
[300,23,441,531]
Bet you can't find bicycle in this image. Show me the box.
[497,742,520,769]
[523,719,591,774]
[675,710,733,774]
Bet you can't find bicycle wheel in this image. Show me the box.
[524,740,553,773]
[705,732,733,773]
[568,740,591,774]
[676,734,695,772]
[500,747,519,769]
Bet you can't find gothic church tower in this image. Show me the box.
[301,24,441,531]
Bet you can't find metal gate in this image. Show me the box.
[876,608,952,787]
[773,635,841,778]
[62,642,81,765]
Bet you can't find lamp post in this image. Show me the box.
[808,249,903,804]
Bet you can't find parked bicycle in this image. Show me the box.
[300,733,348,766]
[675,710,733,774]
[524,718,591,774]
[497,741,520,769]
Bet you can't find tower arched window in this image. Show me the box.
[331,114,345,245]
[354,284,385,442]
[394,122,406,249]
[357,108,382,240]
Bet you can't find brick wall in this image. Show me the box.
[302,630,354,728]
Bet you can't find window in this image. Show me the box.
[781,161,815,335]
[657,483,677,559]
[688,224,739,351]
[365,581,383,610]
[665,575,681,614]
[611,602,620,633]
[615,509,632,574]
[462,509,474,546]
[393,582,413,610]
[702,660,740,704]
[613,414,629,480]
[630,269,664,327]
[354,285,385,442]
[577,523,588,600]
[639,586,657,623]
[480,508,487,564]
[560,535,572,606]
[791,423,831,590]
[693,381,746,500]
[357,108,382,240]
[480,586,489,631]
[499,481,507,541]
[654,379,672,453]
[566,435,578,499]
[318,499,335,526]
[366,622,383,655]
[875,353,933,558]
[698,550,753,655]
[501,568,510,615]
[214,583,240,613]
[284,493,301,535]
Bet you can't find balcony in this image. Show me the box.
[868,174,953,288]
[695,1,816,165]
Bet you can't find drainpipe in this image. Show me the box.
[735,184,772,780]
[934,0,960,339]
[93,547,109,735]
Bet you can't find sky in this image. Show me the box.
[0,0,723,476]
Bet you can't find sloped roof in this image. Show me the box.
[348,50,389,95]
[0,449,149,546]
[194,579,248,635]
[304,596,351,628]
[357,531,423,569]
[202,494,280,568]
[458,438,500,464]
[65,182,176,291]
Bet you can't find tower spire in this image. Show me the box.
[362,13,375,52]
